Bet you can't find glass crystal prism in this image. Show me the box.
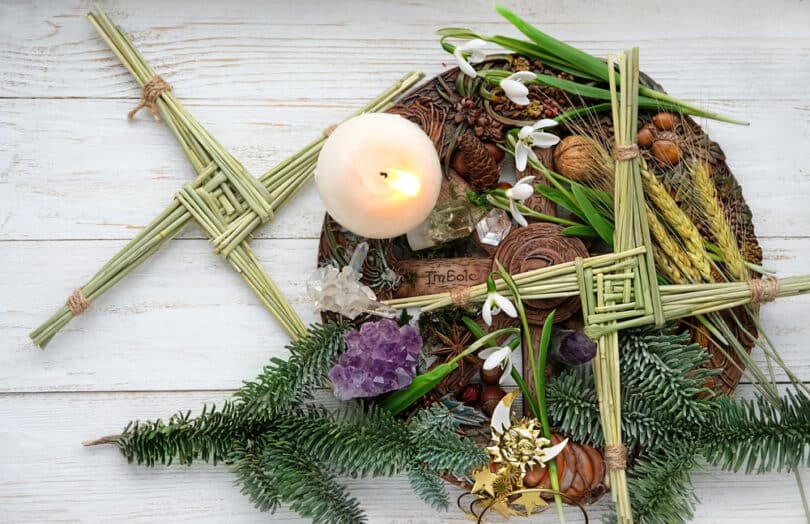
[476,208,512,246]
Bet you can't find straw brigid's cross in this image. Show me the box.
[29,6,423,348]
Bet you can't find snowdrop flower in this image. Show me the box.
[478,345,513,385]
[505,175,535,227]
[453,39,487,78]
[514,119,560,172]
[499,71,536,106]
[481,277,518,326]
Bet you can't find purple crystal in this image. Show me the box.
[328,318,423,400]
[553,329,597,366]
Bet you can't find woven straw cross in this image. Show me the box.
[29,6,422,348]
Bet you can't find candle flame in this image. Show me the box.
[384,168,421,197]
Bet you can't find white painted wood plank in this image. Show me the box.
[0,0,808,101]
[1,97,809,241]
[1,389,807,523]
[1,236,809,392]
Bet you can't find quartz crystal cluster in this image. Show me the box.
[307,243,395,319]
[328,318,423,400]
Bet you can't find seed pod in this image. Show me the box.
[651,140,681,166]
[652,111,676,130]
[637,125,655,147]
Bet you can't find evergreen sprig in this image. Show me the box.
[231,437,366,524]
[100,322,487,522]
[702,389,810,474]
[280,404,412,478]
[115,401,261,467]
[548,325,716,450]
[547,324,810,524]
[236,321,350,419]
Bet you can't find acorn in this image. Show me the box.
[480,364,505,385]
[637,125,655,147]
[553,135,611,183]
[652,111,676,130]
[459,383,482,405]
[651,140,681,166]
[480,385,506,416]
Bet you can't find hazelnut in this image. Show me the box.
[459,383,482,405]
[496,181,513,190]
[651,140,681,166]
[652,112,676,130]
[480,365,505,385]
[480,385,506,416]
[637,125,655,147]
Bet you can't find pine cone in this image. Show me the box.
[525,434,607,505]
[453,97,481,125]
[454,132,500,191]
[472,113,504,142]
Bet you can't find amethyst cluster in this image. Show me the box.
[552,329,597,366]
[328,319,423,401]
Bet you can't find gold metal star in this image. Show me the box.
[471,467,499,497]
[489,498,519,519]
[512,491,549,516]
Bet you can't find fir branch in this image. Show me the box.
[620,326,719,423]
[236,322,350,420]
[700,388,810,474]
[231,437,366,524]
[408,464,451,510]
[282,404,413,478]
[114,402,264,467]
[408,405,489,475]
[547,325,716,451]
[625,444,699,524]
[546,367,602,446]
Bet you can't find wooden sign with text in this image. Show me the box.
[393,257,492,298]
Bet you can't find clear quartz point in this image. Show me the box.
[307,244,396,319]
[476,208,512,246]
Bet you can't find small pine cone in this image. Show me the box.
[472,113,504,142]
[455,132,501,191]
[453,97,481,125]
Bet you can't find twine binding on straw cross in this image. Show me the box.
[604,444,627,471]
[449,287,472,309]
[128,76,172,121]
[66,288,91,316]
[749,276,780,304]
[612,144,640,161]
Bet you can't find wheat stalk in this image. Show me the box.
[639,164,712,281]
[690,162,747,281]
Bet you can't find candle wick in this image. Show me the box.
[379,171,389,178]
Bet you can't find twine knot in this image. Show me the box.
[128,76,172,121]
[612,144,640,161]
[604,444,627,470]
[66,288,91,316]
[323,124,337,137]
[748,276,779,305]
[449,287,472,308]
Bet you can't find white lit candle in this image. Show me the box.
[314,113,442,239]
